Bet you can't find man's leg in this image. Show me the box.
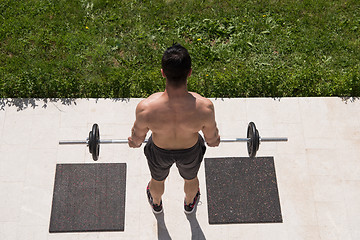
[184,177,199,205]
[149,178,165,205]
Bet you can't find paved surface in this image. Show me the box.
[0,97,359,240]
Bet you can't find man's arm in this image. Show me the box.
[202,100,220,147]
[128,101,149,148]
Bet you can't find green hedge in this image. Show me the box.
[1,0,359,98]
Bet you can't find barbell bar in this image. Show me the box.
[59,122,288,161]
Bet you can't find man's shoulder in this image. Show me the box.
[190,92,213,105]
[189,92,214,112]
[136,92,163,111]
[140,92,163,103]
[149,92,164,98]
[143,92,163,102]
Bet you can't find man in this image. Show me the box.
[128,44,220,214]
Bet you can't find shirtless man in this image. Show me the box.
[128,44,220,214]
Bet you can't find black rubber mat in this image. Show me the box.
[205,157,282,224]
[49,163,126,233]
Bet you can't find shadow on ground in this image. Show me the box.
[0,98,130,111]
[186,209,206,240]
[340,97,360,103]
[153,205,206,240]
[153,212,172,240]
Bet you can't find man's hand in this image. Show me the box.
[128,136,142,148]
[206,135,220,147]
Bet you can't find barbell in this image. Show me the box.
[59,122,287,161]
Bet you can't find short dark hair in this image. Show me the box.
[161,44,191,87]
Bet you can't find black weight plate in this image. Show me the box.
[255,128,260,152]
[247,123,253,157]
[95,124,100,161]
[247,122,259,158]
[88,130,94,154]
[91,124,100,161]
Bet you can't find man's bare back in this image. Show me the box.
[128,43,219,214]
[128,90,220,149]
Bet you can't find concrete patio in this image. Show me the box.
[0,97,359,240]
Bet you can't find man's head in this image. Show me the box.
[161,44,192,88]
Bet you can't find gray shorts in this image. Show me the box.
[144,134,206,181]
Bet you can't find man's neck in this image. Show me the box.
[164,84,188,98]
